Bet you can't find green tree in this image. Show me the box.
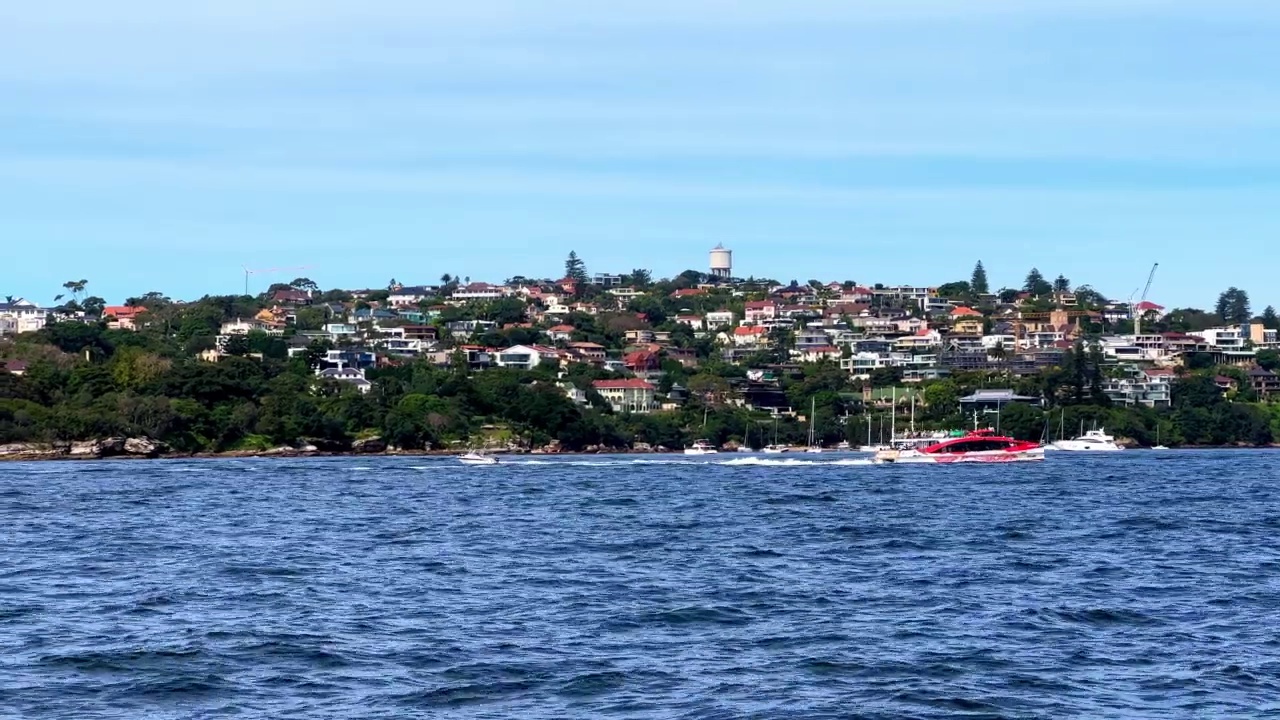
[936,281,971,300]
[565,251,589,284]
[1216,287,1251,325]
[1261,305,1279,330]
[1053,275,1071,293]
[1024,268,1052,297]
[629,269,653,288]
[970,261,989,295]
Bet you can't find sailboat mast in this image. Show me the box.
[891,387,896,444]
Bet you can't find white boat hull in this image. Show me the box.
[459,455,497,465]
[684,449,719,456]
[1050,442,1123,452]
[874,447,1046,464]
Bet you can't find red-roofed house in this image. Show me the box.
[547,324,575,342]
[270,289,312,305]
[670,288,706,299]
[623,350,662,374]
[744,300,778,324]
[1133,300,1166,321]
[730,325,769,347]
[567,342,607,360]
[591,379,657,414]
[950,307,985,335]
[0,359,29,376]
[104,306,147,331]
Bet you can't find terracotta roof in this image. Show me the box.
[733,326,767,335]
[592,379,655,390]
[951,306,983,317]
[548,324,574,332]
[670,289,705,298]
[1134,301,1164,311]
[104,306,147,318]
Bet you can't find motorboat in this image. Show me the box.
[762,445,789,454]
[1051,428,1124,452]
[459,451,498,465]
[874,429,1044,464]
[836,440,852,451]
[684,440,719,456]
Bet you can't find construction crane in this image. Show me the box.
[1133,262,1159,335]
[243,266,314,296]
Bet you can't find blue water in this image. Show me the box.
[3,452,1280,718]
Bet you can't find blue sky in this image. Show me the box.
[3,1,1279,309]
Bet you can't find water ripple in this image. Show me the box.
[2,450,1279,718]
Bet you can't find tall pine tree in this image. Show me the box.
[970,261,989,295]
[564,251,589,284]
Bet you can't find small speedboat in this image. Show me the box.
[684,440,719,456]
[459,451,498,465]
[762,445,789,454]
[805,446,823,454]
[836,441,852,451]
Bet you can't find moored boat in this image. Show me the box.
[1051,428,1124,452]
[684,440,719,456]
[873,429,1044,464]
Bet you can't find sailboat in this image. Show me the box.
[763,416,788,453]
[1152,425,1169,451]
[806,398,823,453]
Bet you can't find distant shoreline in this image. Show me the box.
[2,444,1276,462]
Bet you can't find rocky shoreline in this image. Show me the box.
[0,437,667,462]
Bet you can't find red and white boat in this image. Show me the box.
[873,429,1044,464]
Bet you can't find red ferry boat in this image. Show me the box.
[873,429,1044,464]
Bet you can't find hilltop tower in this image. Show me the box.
[709,244,732,280]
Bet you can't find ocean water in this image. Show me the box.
[3,451,1280,719]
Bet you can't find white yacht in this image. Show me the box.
[684,440,719,456]
[459,451,498,465]
[1051,428,1124,452]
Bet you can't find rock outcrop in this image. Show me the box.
[351,436,387,453]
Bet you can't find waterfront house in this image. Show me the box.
[591,379,658,414]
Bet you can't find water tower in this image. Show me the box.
[709,244,732,279]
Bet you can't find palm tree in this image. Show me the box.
[441,273,452,284]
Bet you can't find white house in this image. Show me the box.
[316,366,372,394]
[220,318,285,336]
[493,344,560,370]
[704,310,735,329]
[450,282,509,301]
[591,379,657,414]
[1192,326,1247,350]
[0,299,48,335]
[388,286,437,307]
